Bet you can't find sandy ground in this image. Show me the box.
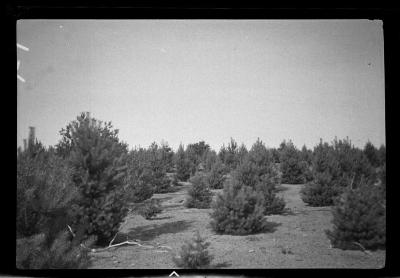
[89,183,385,269]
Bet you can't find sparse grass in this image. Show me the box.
[88,183,385,269]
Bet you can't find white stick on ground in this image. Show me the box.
[353,242,372,255]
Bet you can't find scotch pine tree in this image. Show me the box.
[185,173,213,208]
[175,144,191,181]
[301,138,376,207]
[280,140,308,184]
[300,140,342,206]
[210,178,267,235]
[173,231,214,269]
[363,141,380,168]
[326,182,385,250]
[124,148,154,203]
[206,159,227,189]
[56,112,129,245]
[147,142,171,193]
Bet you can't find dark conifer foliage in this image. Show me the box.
[17,128,93,268]
[210,179,267,235]
[206,159,227,189]
[301,138,376,207]
[56,112,129,245]
[279,140,309,184]
[186,173,213,209]
[173,231,214,269]
[175,143,191,181]
[124,148,155,203]
[363,141,380,168]
[326,182,385,250]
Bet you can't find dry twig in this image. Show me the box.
[353,242,372,255]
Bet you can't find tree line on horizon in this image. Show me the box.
[16,112,386,268]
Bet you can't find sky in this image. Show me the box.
[17,20,385,151]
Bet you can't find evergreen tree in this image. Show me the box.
[160,140,175,172]
[326,182,385,250]
[234,157,285,215]
[301,138,376,207]
[147,142,171,193]
[203,150,218,172]
[124,148,154,203]
[17,142,79,241]
[280,141,308,184]
[237,143,249,165]
[175,144,191,181]
[301,140,342,206]
[377,145,386,167]
[185,173,213,209]
[363,141,380,168]
[186,141,211,176]
[173,231,214,269]
[206,159,227,189]
[210,179,267,235]
[56,112,129,245]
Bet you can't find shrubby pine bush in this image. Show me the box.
[138,198,163,220]
[17,140,78,241]
[234,157,285,215]
[56,112,129,246]
[173,231,213,269]
[206,160,227,189]
[363,141,380,168]
[301,138,375,207]
[210,139,285,234]
[280,140,308,184]
[17,131,93,269]
[147,142,172,193]
[301,141,342,206]
[159,141,175,172]
[210,179,267,235]
[186,141,211,176]
[218,138,240,170]
[16,232,94,269]
[203,150,218,172]
[377,145,386,167]
[300,144,313,166]
[124,148,154,203]
[237,143,249,165]
[185,173,213,209]
[175,144,191,182]
[326,182,385,250]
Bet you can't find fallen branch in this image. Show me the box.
[353,242,372,255]
[66,224,171,253]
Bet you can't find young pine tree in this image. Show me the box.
[206,159,227,189]
[300,140,342,206]
[280,141,308,184]
[175,144,191,182]
[124,148,154,203]
[326,182,385,250]
[186,173,213,209]
[56,112,129,246]
[210,178,267,235]
[173,231,214,269]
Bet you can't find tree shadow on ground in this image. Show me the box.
[275,184,290,192]
[213,261,232,268]
[263,221,282,233]
[150,216,173,220]
[280,208,296,216]
[126,220,194,242]
[153,196,175,203]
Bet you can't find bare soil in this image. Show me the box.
[89,183,385,269]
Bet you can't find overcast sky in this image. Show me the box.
[17,20,385,151]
